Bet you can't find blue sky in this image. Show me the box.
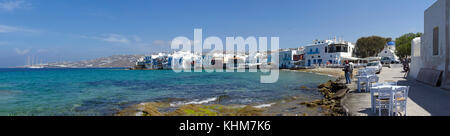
[0,0,437,67]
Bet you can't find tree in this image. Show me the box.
[355,36,392,58]
[395,33,423,59]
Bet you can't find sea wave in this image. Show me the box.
[253,103,276,108]
[169,97,218,107]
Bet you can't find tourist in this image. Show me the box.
[343,60,353,84]
[403,58,409,78]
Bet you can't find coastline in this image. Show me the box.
[290,68,351,78]
[117,68,351,116]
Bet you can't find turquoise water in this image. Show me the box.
[0,68,335,116]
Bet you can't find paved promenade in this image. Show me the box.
[342,64,450,116]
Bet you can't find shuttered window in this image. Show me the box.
[433,27,439,55]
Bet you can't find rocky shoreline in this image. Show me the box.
[299,78,349,116]
[116,69,351,116]
[117,102,267,116]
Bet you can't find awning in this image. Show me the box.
[340,57,360,61]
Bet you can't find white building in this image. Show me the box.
[279,48,304,69]
[223,53,247,69]
[171,51,202,70]
[377,41,399,61]
[304,39,355,67]
[135,53,172,70]
[410,0,449,89]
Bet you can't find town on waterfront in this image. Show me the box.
[1,0,449,117]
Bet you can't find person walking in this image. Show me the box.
[343,60,353,84]
[402,58,409,78]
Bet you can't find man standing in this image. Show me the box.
[402,58,409,78]
[343,60,353,84]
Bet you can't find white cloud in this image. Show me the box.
[152,40,168,46]
[0,0,30,11]
[0,24,19,33]
[95,34,130,44]
[0,24,36,33]
[14,48,30,55]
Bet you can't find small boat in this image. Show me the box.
[27,65,44,69]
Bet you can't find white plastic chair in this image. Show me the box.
[393,86,409,116]
[376,87,393,116]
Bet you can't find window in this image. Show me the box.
[433,27,439,55]
[336,46,341,52]
[325,47,327,53]
[315,48,319,53]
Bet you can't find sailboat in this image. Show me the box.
[27,56,44,69]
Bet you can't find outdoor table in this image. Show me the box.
[370,85,409,113]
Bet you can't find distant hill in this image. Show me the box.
[42,55,144,68]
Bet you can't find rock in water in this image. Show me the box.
[318,80,333,89]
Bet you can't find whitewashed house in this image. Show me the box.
[223,53,247,69]
[410,0,449,89]
[279,48,304,69]
[171,51,203,70]
[304,39,355,67]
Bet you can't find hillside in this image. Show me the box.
[43,55,144,68]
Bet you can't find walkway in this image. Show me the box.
[342,64,450,116]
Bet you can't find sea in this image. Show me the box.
[0,68,335,116]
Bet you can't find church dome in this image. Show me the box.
[387,41,395,46]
